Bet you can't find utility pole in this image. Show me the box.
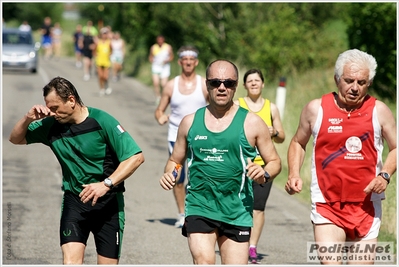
[275,77,287,120]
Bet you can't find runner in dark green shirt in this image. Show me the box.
[9,76,144,264]
[26,106,141,195]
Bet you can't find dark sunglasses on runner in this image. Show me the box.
[206,79,238,88]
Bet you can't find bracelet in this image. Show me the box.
[264,171,271,183]
[273,130,279,138]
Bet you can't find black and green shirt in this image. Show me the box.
[26,107,142,195]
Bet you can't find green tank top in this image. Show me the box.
[185,106,257,227]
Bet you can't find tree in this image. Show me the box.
[346,3,397,100]
[72,3,349,80]
[2,3,64,30]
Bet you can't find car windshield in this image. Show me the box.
[3,32,33,45]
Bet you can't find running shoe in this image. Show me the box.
[249,247,258,264]
[105,87,112,95]
[174,213,185,228]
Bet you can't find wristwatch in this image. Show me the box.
[104,178,114,189]
[378,172,390,184]
[264,171,271,183]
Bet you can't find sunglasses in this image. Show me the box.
[206,79,238,88]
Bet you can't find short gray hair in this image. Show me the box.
[334,49,377,83]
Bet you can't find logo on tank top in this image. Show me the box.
[328,126,342,133]
[328,118,343,125]
[327,118,343,133]
[194,135,208,140]
[345,136,362,153]
[344,136,364,160]
[200,147,228,162]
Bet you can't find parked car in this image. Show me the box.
[2,28,40,73]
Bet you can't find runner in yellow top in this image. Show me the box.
[234,68,285,264]
[95,27,112,96]
[238,97,272,166]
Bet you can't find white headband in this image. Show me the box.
[179,50,198,58]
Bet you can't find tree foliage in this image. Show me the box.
[345,3,397,100]
[2,2,396,99]
[103,2,350,82]
[2,3,64,30]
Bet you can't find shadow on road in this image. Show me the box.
[146,218,176,227]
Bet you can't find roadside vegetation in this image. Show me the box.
[3,2,396,247]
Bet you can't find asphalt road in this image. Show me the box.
[2,56,316,265]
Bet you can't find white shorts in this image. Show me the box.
[151,63,170,78]
[111,54,123,64]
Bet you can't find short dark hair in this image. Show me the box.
[43,76,84,106]
[243,69,264,83]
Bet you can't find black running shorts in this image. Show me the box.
[253,180,273,211]
[182,215,251,242]
[59,191,125,259]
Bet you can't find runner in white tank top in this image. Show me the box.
[168,75,207,141]
[155,45,208,228]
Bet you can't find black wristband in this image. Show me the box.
[273,130,279,138]
[264,171,271,183]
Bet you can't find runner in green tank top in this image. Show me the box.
[185,106,256,226]
[160,60,281,264]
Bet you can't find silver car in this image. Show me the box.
[2,28,41,73]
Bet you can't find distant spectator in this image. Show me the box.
[41,16,53,60]
[19,21,31,32]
